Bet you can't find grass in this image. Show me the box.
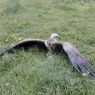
[0,0,95,95]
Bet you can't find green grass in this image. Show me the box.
[0,0,95,95]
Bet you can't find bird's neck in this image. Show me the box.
[50,37,58,43]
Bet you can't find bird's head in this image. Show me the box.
[50,33,59,39]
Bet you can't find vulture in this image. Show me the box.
[0,33,95,77]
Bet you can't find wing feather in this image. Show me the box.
[63,42,95,76]
[0,39,47,56]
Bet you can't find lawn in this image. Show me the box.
[0,0,95,95]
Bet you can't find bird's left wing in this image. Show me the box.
[62,42,95,77]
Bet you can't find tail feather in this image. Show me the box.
[63,42,95,76]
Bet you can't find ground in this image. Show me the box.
[0,0,95,95]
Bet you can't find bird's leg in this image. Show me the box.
[47,49,54,60]
[47,47,53,56]
[51,44,57,55]
[47,44,55,59]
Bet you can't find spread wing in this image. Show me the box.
[62,42,95,77]
[0,39,47,56]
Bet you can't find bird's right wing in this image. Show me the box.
[0,39,47,56]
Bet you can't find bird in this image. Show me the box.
[0,34,95,77]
